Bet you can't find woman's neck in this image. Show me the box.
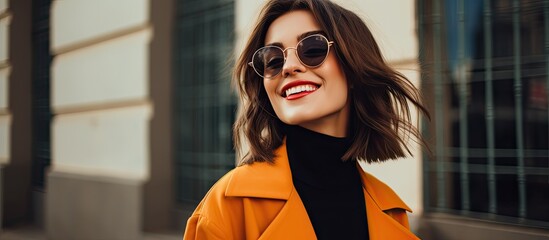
[296,102,351,138]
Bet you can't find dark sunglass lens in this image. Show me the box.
[253,47,284,78]
[298,36,328,67]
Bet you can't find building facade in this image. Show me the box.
[0,0,547,239]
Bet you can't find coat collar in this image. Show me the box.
[225,140,411,212]
[225,142,293,200]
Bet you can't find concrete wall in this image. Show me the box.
[1,0,32,229]
[143,0,174,232]
[47,0,154,239]
[0,0,9,231]
[0,0,10,167]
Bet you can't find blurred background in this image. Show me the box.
[0,0,548,239]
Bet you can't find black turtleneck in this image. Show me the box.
[285,125,369,240]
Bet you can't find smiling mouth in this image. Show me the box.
[282,84,320,100]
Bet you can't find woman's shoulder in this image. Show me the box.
[187,168,240,222]
[358,169,412,212]
[183,166,248,240]
[199,161,277,200]
[197,159,292,204]
[184,161,286,239]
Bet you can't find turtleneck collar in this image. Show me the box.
[285,124,359,188]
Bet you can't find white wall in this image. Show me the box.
[52,29,150,110]
[0,0,7,13]
[0,16,9,65]
[0,0,10,165]
[51,0,149,53]
[333,0,418,63]
[0,114,10,165]
[52,105,151,180]
[50,0,152,181]
[235,0,264,54]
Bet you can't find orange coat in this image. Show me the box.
[183,142,420,240]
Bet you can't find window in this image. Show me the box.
[174,0,236,206]
[419,0,549,228]
[32,0,52,189]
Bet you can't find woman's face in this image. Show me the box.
[263,10,350,137]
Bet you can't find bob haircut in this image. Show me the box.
[233,0,429,165]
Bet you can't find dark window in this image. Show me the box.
[32,0,52,190]
[419,0,549,228]
[174,0,236,206]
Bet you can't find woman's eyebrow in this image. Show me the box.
[265,30,327,47]
[297,30,326,41]
[264,42,283,48]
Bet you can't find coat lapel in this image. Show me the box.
[225,141,417,239]
[258,190,316,239]
[359,167,419,240]
[225,143,293,200]
[225,142,316,239]
[364,191,419,240]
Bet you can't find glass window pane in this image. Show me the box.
[174,1,236,205]
[420,0,549,228]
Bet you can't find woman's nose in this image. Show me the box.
[281,49,306,77]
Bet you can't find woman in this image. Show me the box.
[184,0,428,239]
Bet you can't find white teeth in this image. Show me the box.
[285,84,318,97]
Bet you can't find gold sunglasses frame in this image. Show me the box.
[248,34,334,78]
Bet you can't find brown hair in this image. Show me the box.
[233,0,429,165]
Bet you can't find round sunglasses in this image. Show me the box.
[248,34,334,78]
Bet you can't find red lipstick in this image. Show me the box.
[281,80,320,100]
